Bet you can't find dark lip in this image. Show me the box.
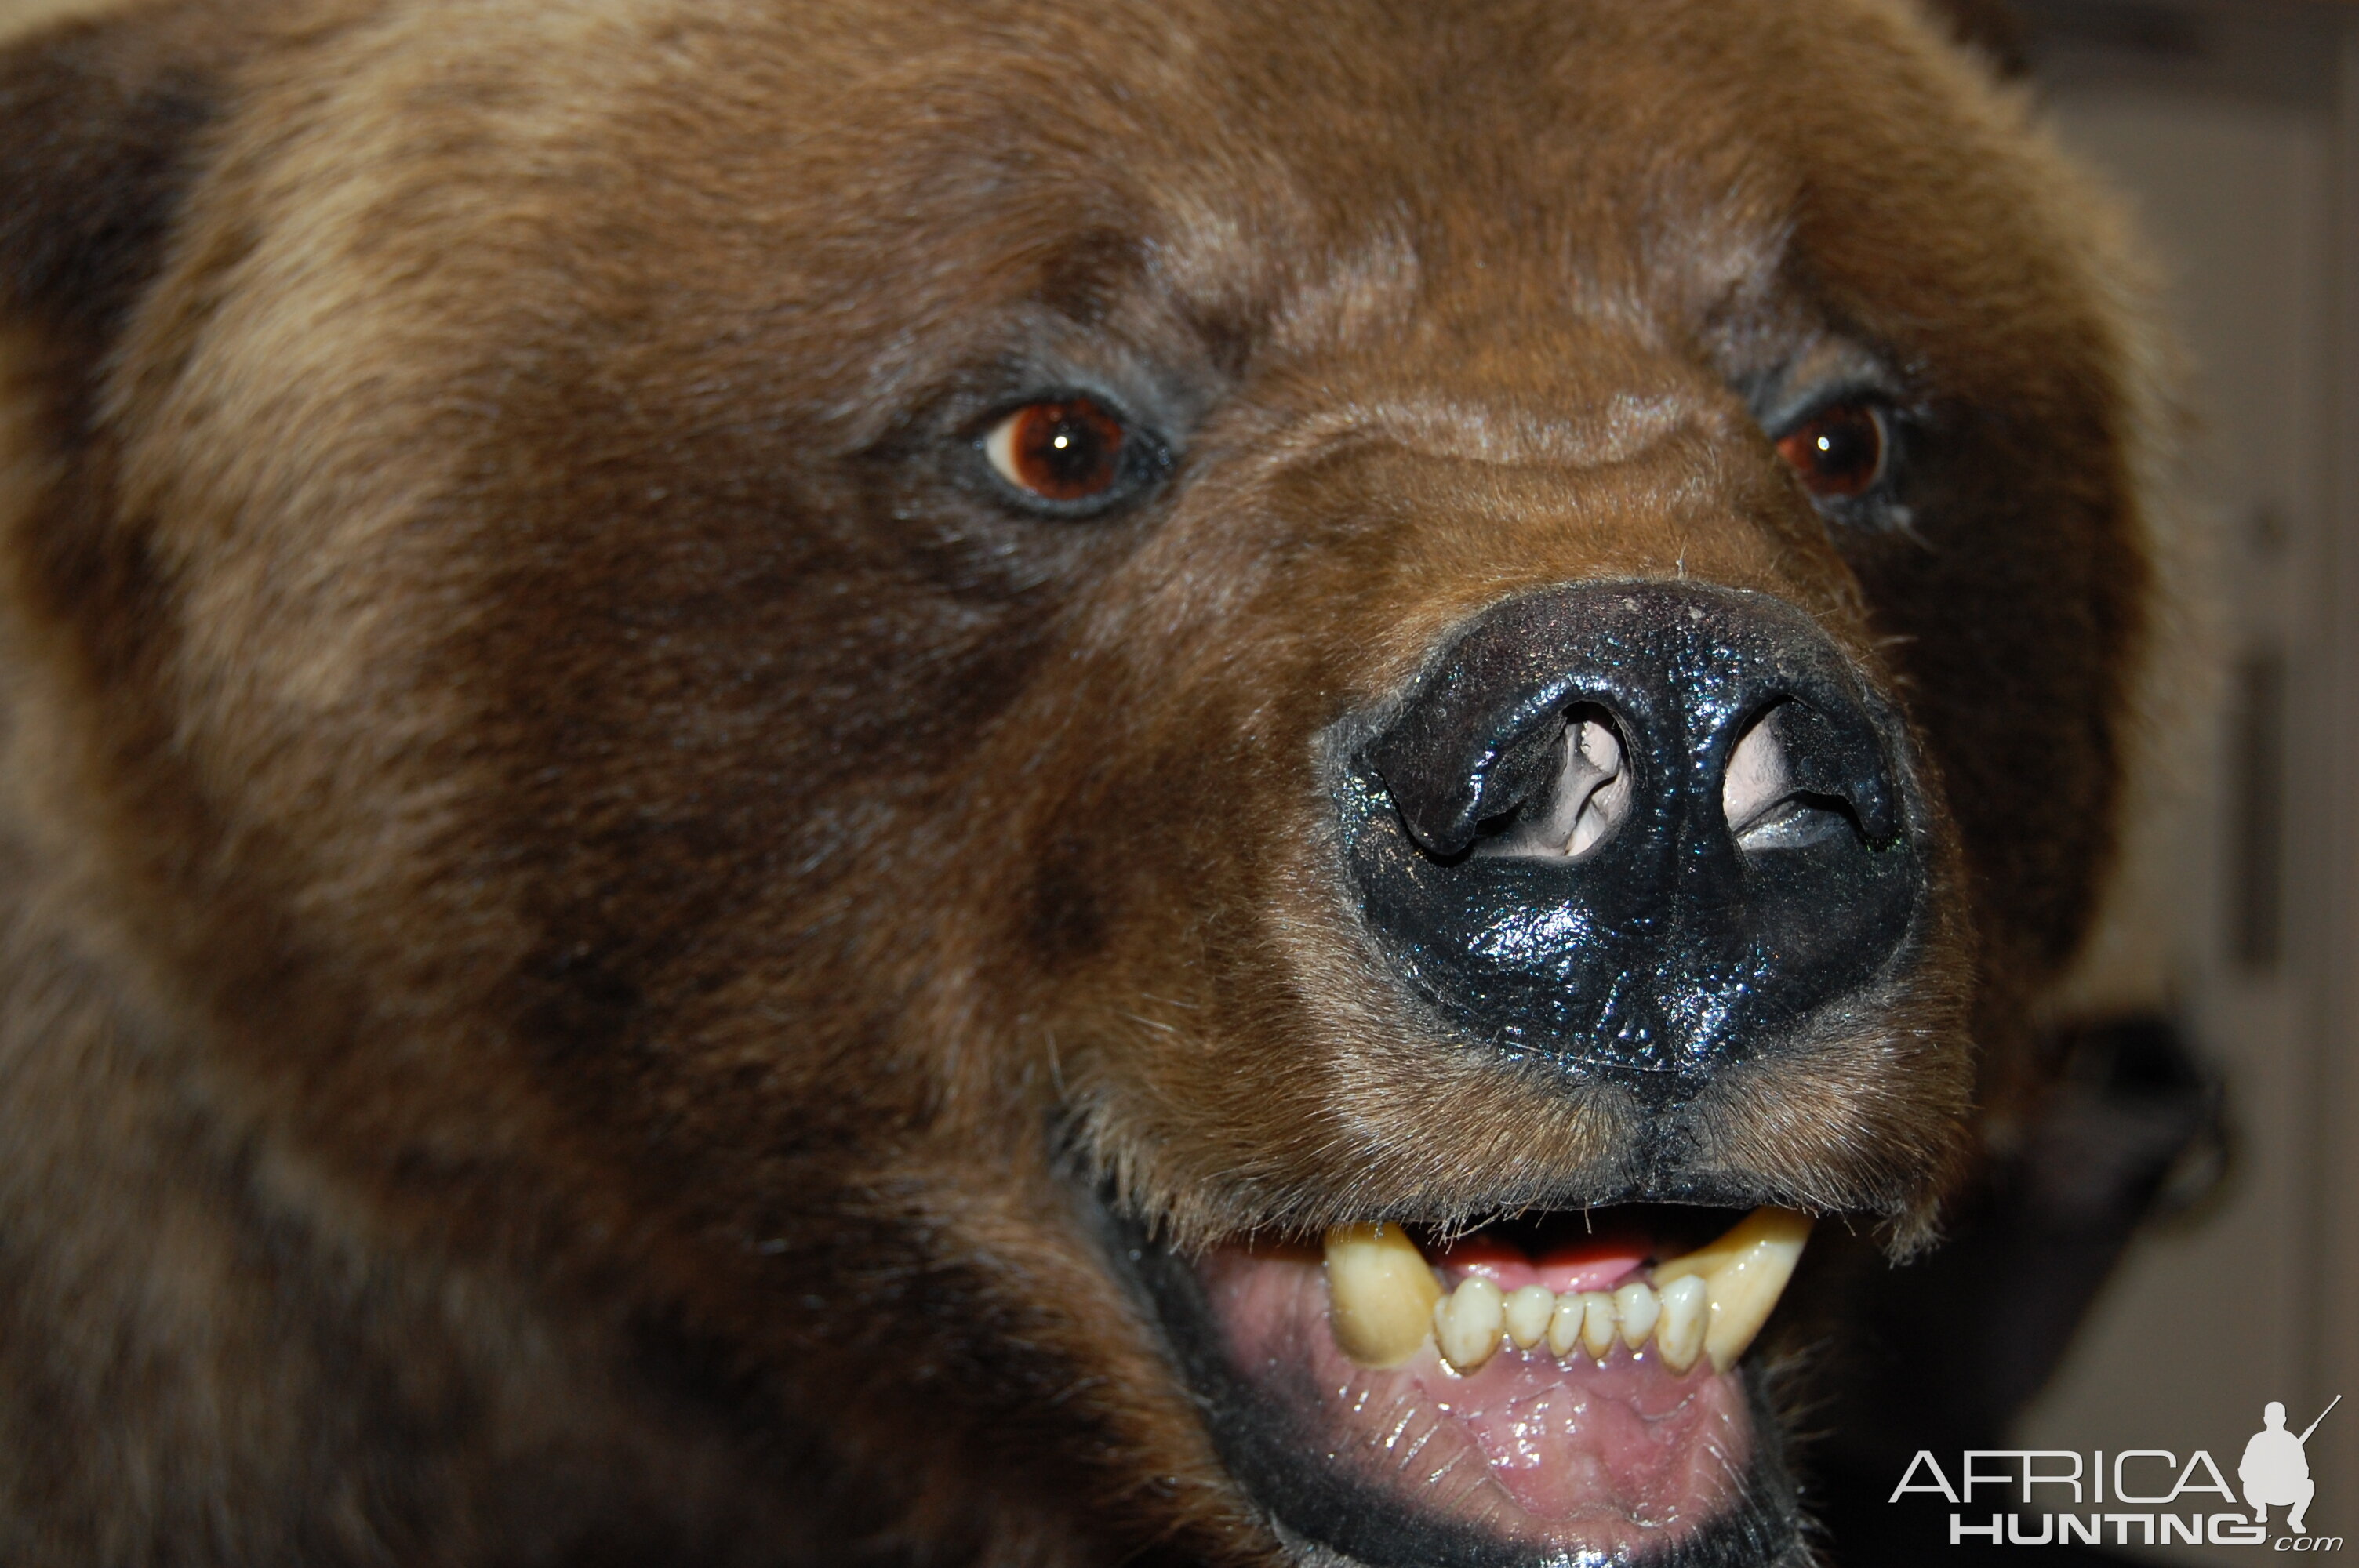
[1088,1196,1808,1568]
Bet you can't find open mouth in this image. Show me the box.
[1126,1205,1812,1567]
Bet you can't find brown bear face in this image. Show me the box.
[0,0,2156,1563]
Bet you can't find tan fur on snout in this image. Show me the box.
[988,383,1979,1250]
[0,0,2165,1562]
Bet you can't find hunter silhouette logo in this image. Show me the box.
[1888,1396,2343,1549]
[2243,1398,2339,1537]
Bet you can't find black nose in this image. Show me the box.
[1337,582,1928,1097]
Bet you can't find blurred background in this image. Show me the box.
[0,0,2348,1557]
[1998,1,2358,1555]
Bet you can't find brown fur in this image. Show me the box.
[0,0,2163,1563]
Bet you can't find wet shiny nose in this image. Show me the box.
[1337,582,1928,1098]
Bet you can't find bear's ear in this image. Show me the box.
[0,3,241,361]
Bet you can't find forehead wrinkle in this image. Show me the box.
[1278,384,1709,480]
[779,1,1820,401]
[1150,82,1804,397]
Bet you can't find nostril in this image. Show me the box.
[1721,708,1794,838]
[1721,703,1888,851]
[1474,706,1634,861]
[1565,716,1631,857]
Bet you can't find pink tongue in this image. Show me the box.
[1431,1232,1648,1295]
[1198,1241,1752,1557]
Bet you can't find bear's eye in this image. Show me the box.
[1775,401,1888,500]
[983,396,1132,505]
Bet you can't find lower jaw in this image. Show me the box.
[1125,1224,1804,1568]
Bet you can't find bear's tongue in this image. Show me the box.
[1195,1210,1808,1559]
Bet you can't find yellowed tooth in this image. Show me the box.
[1579,1290,1618,1359]
[1651,1207,1812,1374]
[1656,1274,1708,1372]
[1614,1279,1659,1351]
[1504,1284,1554,1350]
[1323,1223,1441,1369]
[1435,1276,1506,1372]
[1547,1293,1584,1359]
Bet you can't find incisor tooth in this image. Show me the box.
[1323,1223,1441,1369]
[1615,1279,1659,1350]
[1547,1293,1585,1358]
[1579,1290,1618,1359]
[1652,1207,1812,1374]
[1504,1284,1554,1350]
[1656,1274,1708,1372]
[1435,1276,1506,1372]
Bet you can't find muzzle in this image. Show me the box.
[1339,581,1928,1105]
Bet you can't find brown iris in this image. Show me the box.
[984,396,1128,503]
[1775,402,1887,499]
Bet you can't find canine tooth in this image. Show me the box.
[1504,1284,1554,1350]
[1656,1275,1708,1372]
[1615,1280,1659,1350]
[1435,1276,1506,1372]
[1579,1291,1618,1359]
[1651,1207,1812,1374]
[1547,1293,1584,1358]
[1323,1223,1441,1368]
